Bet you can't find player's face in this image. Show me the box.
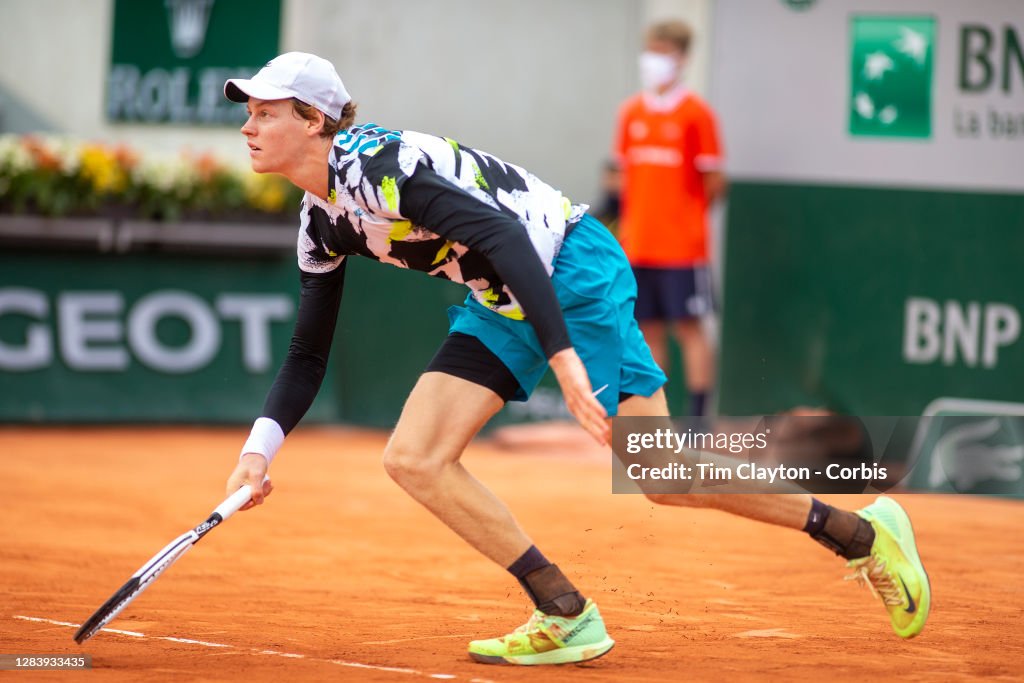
[240,98,306,174]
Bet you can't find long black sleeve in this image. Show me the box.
[261,261,347,434]
[398,170,572,358]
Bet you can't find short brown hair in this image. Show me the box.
[291,99,358,138]
[647,20,693,55]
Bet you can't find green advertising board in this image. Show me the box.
[718,182,1024,417]
[0,249,339,423]
[107,0,281,124]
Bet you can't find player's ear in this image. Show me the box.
[307,109,326,137]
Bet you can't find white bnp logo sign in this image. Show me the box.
[165,0,215,59]
[903,297,1021,369]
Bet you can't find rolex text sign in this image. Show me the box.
[107,0,281,125]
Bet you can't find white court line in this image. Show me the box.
[104,627,145,638]
[162,636,232,648]
[13,616,483,681]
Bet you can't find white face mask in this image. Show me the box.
[638,51,680,91]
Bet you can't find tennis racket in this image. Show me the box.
[73,484,256,644]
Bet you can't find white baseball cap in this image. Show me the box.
[224,52,351,120]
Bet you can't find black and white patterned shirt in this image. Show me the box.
[298,123,587,319]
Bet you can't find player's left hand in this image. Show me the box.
[227,453,274,511]
[549,348,610,445]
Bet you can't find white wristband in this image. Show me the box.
[241,417,285,466]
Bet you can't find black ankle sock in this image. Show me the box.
[507,545,550,579]
[507,547,586,617]
[804,499,876,560]
[689,391,708,417]
[803,498,829,535]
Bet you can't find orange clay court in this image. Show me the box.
[2,425,1022,682]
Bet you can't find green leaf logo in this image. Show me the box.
[850,16,936,138]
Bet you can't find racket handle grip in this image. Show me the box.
[215,484,255,521]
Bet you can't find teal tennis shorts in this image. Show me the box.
[446,214,666,416]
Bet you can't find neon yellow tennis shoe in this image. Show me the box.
[468,599,614,665]
[847,496,931,638]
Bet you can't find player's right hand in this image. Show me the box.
[549,347,610,446]
[227,453,273,511]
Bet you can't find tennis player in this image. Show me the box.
[223,52,930,665]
